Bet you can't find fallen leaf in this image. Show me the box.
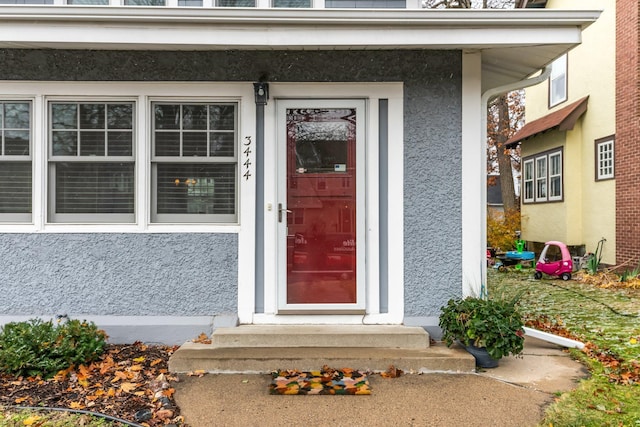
[133,356,146,363]
[120,382,139,393]
[15,396,30,404]
[187,370,207,377]
[150,358,163,367]
[22,415,41,426]
[69,401,85,409]
[192,332,212,345]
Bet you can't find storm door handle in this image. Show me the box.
[278,203,292,223]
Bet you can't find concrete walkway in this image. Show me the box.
[173,337,588,427]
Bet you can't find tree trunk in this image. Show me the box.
[494,94,518,212]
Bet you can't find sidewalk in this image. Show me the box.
[173,337,588,427]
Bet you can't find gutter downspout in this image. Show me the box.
[480,65,587,348]
[479,64,553,297]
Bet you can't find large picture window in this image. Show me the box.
[523,148,563,204]
[151,102,237,223]
[48,102,135,223]
[595,136,614,181]
[0,101,32,222]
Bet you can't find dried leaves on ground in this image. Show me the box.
[0,342,184,426]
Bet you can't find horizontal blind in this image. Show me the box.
[0,162,31,214]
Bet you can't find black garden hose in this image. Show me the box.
[542,281,638,318]
[12,405,145,427]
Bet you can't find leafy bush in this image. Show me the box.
[439,296,525,360]
[0,318,107,378]
[487,209,521,252]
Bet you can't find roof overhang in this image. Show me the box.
[506,96,589,148]
[0,7,601,91]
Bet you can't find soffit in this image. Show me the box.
[0,7,601,91]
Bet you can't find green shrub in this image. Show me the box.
[487,209,521,252]
[0,318,107,378]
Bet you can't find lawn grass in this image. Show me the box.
[488,269,640,427]
[0,407,126,427]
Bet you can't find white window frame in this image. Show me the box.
[47,99,136,224]
[523,148,563,204]
[0,100,33,223]
[522,158,534,203]
[549,54,567,108]
[0,82,255,234]
[150,100,239,224]
[596,136,614,181]
[548,150,562,201]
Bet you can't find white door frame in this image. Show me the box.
[275,98,366,313]
[252,82,404,325]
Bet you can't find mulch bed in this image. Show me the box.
[0,342,184,426]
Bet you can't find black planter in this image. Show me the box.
[462,343,500,368]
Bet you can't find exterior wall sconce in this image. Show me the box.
[253,82,269,106]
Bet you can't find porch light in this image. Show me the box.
[253,82,269,105]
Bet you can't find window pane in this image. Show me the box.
[155,132,181,156]
[325,0,405,7]
[125,0,166,4]
[0,162,31,214]
[210,133,235,156]
[550,176,561,198]
[155,105,180,130]
[273,0,311,7]
[52,104,78,130]
[550,154,561,175]
[55,163,134,214]
[5,130,30,156]
[179,0,202,4]
[217,0,255,6]
[157,163,235,215]
[210,105,235,130]
[108,132,133,156]
[80,104,105,129]
[0,0,53,4]
[67,0,109,4]
[52,131,78,156]
[183,132,208,157]
[183,105,208,130]
[4,103,30,129]
[108,104,134,130]
[80,131,106,156]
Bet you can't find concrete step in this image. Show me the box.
[168,343,476,374]
[210,325,430,349]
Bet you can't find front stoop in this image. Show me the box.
[168,325,476,374]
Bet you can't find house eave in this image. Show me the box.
[0,7,601,90]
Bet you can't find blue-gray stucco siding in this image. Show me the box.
[0,49,462,319]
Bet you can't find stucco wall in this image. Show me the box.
[0,234,238,316]
[0,49,462,320]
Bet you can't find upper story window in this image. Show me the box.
[273,0,311,7]
[48,101,135,223]
[549,54,567,108]
[595,135,614,181]
[0,101,32,222]
[523,148,563,204]
[151,102,238,223]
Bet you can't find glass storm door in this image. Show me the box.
[277,100,365,312]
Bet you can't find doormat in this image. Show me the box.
[269,366,371,395]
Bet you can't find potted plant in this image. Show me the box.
[439,296,525,368]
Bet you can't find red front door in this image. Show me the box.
[279,101,363,310]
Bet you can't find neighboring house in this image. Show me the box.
[487,175,503,216]
[0,3,598,344]
[506,0,616,264]
[616,0,640,266]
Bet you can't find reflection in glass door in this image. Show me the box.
[284,106,358,305]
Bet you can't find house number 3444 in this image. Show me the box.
[243,136,252,181]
